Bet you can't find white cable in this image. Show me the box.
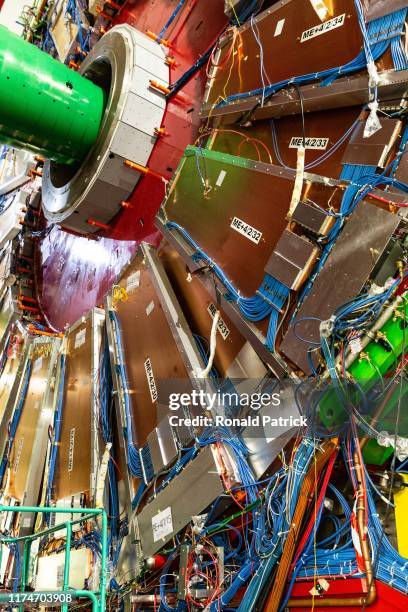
[288,145,305,217]
[195,311,220,378]
[95,442,112,509]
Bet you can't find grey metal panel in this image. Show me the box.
[291,200,329,235]
[147,416,178,473]
[226,341,268,379]
[243,386,301,478]
[136,446,224,557]
[110,121,156,165]
[367,0,408,21]
[265,230,316,290]
[98,154,141,191]
[280,201,401,374]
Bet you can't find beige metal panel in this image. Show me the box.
[0,332,24,427]
[54,318,93,501]
[8,341,53,501]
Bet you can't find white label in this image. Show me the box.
[33,356,43,374]
[274,18,285,36]
[13,438,24,473]
[208,303,230,340]
[146,300,155,317]
[144,358,158,403]
[301,14,345,42]
[56,564,64,588]
[349,336,363,355]
[74,328,86,349]
[216,170,227,187]
[230,217,262,244]
[126,270,140,293]
[152,507,173,542]
[22,517,31,528]
[68,428,75,472]
[289,137,329,150]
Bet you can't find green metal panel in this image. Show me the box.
[0,25,105,165]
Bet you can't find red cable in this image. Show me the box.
[290,449,338,570]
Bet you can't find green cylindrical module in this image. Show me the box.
[0,25,106,165]
[319,295,408,463]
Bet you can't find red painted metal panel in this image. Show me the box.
[289,579,408,610]
[37,0,227,329]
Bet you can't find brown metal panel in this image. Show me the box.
[280,200,401,373]
[159,244,247,377]
[9,342,52,502]
[205,0,363,106]
[209,107,363,180]
[341,118,402,167]
[164,150,342,296]
[54,319,93,500]
[113,254,191,448]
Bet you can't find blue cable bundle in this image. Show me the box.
[109,310,143,478]
[0,359,32,483]
[279,483,356,609]
[234,440,318,612]
[157,0,186,42]
[11,543,21,593]
[140,443,155,482]
[216,4,408,109]
[166,222,290,351]
[99,336,120,540]
[194,334,219,381]
[347,439,408,595]
[167,46,215,99]
[45,354,66,510]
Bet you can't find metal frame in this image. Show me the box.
[16,337,61,535]
[200,69,408,123]
[90,308,105,498]
[0,335,32,465]
[104,295,136,509]
[141,243,209,379]
[0,289,16,358]
[0,505,107,612]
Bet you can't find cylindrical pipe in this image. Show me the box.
[0,25,106,165]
